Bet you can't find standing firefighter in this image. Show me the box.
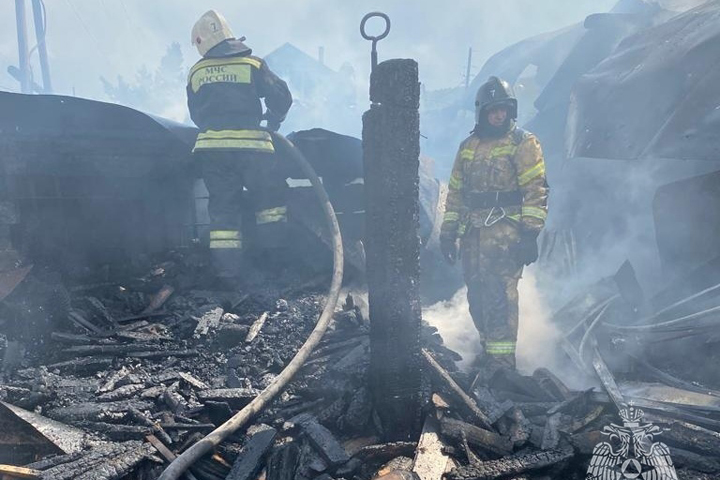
[187,10,292,280]
[440,76,548,372]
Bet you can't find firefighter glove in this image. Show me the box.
[514,230,539,266]
[440,227,459,265]
[264,110,284,132]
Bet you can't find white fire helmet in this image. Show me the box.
[191,10,234,57]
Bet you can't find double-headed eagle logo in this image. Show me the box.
[586,405,677,480]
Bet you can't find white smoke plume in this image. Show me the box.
[424,269,594,388]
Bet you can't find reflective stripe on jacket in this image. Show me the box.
[443,127,548,235]
[187,41,292,151]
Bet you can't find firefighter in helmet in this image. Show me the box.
[440,76,548,372]
[187,10,292,281]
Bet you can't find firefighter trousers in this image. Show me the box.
[197,150,288,276]
[461,221,523,369]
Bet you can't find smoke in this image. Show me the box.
[0,1,615,113]
[423,286,481,370]
[424,268,592,387]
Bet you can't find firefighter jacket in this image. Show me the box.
[187,39,292,153]
[443,127,548,237]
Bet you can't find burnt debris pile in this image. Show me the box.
[0,254,719,480]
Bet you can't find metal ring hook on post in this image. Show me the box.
[360,11,391,72]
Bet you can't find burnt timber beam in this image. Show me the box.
[362,58,423,439]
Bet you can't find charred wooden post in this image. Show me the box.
[362,58,423,440]
[447,448,574,480]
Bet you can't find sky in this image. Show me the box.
[0,0,617,101]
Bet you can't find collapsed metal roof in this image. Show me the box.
[0,91,197,159]
[566,1,720,161]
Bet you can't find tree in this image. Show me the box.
[101,42,189,121]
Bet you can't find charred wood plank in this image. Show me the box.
[310,335,366,360]
[68,310,103,334]
[568,430,604,455]
[46,400,153,423]
[97,384,145,402]
[289,414,350,467]
[73,442,154,480]
[116,312,169,323]
[226,426,277,480]
[353,442,418,464]
[197,388,259,408]
[540,413,562,450]
[113,330,170,342]
[81,422,151,441]
[46,357,113,375]
[162,385,189,415]
[0,465,40,479]
[590,346,625,410]
[412,415,449,480]
[446,448,574,480]
[422,349,492,429]
[546,390,591,417]
[39,441,146,480]
[25,453,83,471]
[330,340,369,373]
[142,285,174,314]
[532,368,572,401]
[159,423,215,431]
[266,442,300,480]
[648,418,720,457]
[439,417,512,457]
[488,369,554,403]
[570,405,605,433]
[146,435,200,480]
[50,332,106,345]
[127,349,198,359]
[245,312,269,343]
[471,386,514,424]
[513,402,557,418]
[178,372,209,390]
[296,439,328,477]
[98,367,134,393]
[129,408,172,445]
[505,407,532,448]
[670,447,720,474]
[62,344,161,357]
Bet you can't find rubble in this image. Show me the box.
[0,252,717,480]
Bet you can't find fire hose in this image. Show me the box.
[158,132,344,480]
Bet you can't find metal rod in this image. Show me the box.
[465,47,472,89]
[565,294,619,338]
[653,281,720,319]
[31,0,52,93]
[605,303,720,333]
[15,0,31,93]
[577,299,614,363]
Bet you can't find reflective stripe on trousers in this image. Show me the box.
[485,341,516,355]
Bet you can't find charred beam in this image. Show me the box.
[446,448,574,480]
[439,417,512,457]
[226,427,277,480]
[363,58,423,440]
[423,349,492,429]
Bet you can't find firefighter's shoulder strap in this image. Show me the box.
[511,127,531,146]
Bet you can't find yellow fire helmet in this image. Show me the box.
[191,10,234,57]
